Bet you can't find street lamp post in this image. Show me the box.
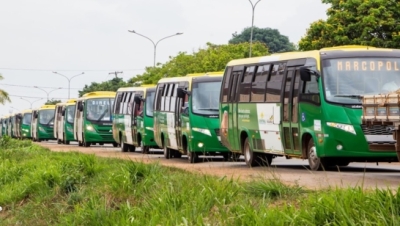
[52,72,84,99]
[128,30,183,67]
[248,0,261,58]
[20,97,43,109]
[34,86,62,101]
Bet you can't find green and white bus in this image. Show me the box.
[0,116,4,137]
[57,99,76,144]
[220,45,399,170]
[54,102,66,143]
[112,85,158,153]
[19,109,33,139]
[9,114,16,138]
[154,72,229,163]
[31,105,56,142]
[74,91,116,147]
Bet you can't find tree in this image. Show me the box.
[128,42,269,84]
[299,0,400,51]
[229,27,295,53]
[78,77,131,97]
[0,74,11,105]
[45,99,62,105]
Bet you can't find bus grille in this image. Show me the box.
[99,134,113,140]
[361,125,393,136]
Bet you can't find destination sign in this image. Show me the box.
[337,60,400,71]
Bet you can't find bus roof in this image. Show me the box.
[116,85,156,93]
[80,91,116,99]
[157,72,223,84]
[21,109,33,114]
[226,45,398,67]
[39,105,56,110]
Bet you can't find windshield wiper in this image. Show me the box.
[96,110,108,122]
[197,108,219,111]
[334,94,363,99]
[46,116,55,125]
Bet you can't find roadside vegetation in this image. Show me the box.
[0,136,399,225]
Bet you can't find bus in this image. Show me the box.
[8,114,16,138]
[57,99,76,144]
[20,109,33,139]
[219,45,399,170]
[153,72,229,163]
[74,91,116,147]
[0,116,4,137]
[31,105,56,142]
[31,109,38,141]
[113,85,158,153]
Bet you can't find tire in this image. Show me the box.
[83,137,91,147]
[163,140,172,159]
[188,151,198,163]
[222,152,231,161]
[174,150,182,158]
[258,153,273,166]
[112,142,118,148]
[243,137,258,167]
[57,138,61,144]
[128,144,136,152]
[307,139,328,171]
[78,140,83,146]
[121,142,129,152]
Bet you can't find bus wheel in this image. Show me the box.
[57,138,61,144]
[174,151,182,158]
[83,138,91,147]
[222,153,230,161]
[258,154,273,166]
[188,151,198,163]
[121,142,129,152]
[307,139,327,171]
[163,141,172,159]
[244,138,258,167]
[141,143,150,154]
[128,145,136,152]
[78,140,83,146]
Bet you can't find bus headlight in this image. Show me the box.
[67,127,73,132]
[192,128,211,136]
[327,122,356,135]
[39,127,45,132]
[86,125,95,131]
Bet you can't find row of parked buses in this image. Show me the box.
[2,45,400,170]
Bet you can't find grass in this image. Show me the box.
[0,136,399,225]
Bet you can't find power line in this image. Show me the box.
[0,67,145,72]
[0,83,81,90]
[9,94,69,100]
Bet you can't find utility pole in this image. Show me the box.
[109,71,123,78]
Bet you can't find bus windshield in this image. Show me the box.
[22,113,32,125]
[66,105,75,124]
[146,91,155,117]
[86,98,114,122]
[192,81,221,115]
[39,109,55,125]
[323,58,400,104]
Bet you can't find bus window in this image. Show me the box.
[266,63,285,102]
[222,67,233,102]
[170,84,178,111]
[251,64,270,102]
[239,66,255,102]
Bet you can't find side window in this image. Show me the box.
[155,85,164,111]
[124,92,132,115]
[165,84,173,112]
[301,75,320,105]
[119,93,126,114]
[266,63,286,102]
[114,92,122,114]
[229,71,242,102]
[127,92,135,115]
[239,66,255,102]
[161,84,169,111]
[251,64,270,102]
[222,67,233,102]
[170,83,178,113]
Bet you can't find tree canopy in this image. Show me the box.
[299,0,400,51]
[229,27,295,53]
[78,77,130,97]
[128,42,269,85]
[44,99,62,105]
[0,74,11,105]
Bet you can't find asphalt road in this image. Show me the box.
[37,141,400,190]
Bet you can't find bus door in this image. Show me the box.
[170,83,181,149]
[176,83,188,150]
[229,67,243,152]
[131,93,141,145]
[281,63,303,154]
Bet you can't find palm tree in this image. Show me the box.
[0,74,11,104]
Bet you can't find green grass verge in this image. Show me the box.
[0,136,399,225]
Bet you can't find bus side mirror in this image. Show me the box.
[177,87,191,98]
[62,109,65,116]
[134,95,142,105]
[300,66,311,82]
[78,103,83,112]
[34,112,38,118]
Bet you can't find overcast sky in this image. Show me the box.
[0,0,329,116]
